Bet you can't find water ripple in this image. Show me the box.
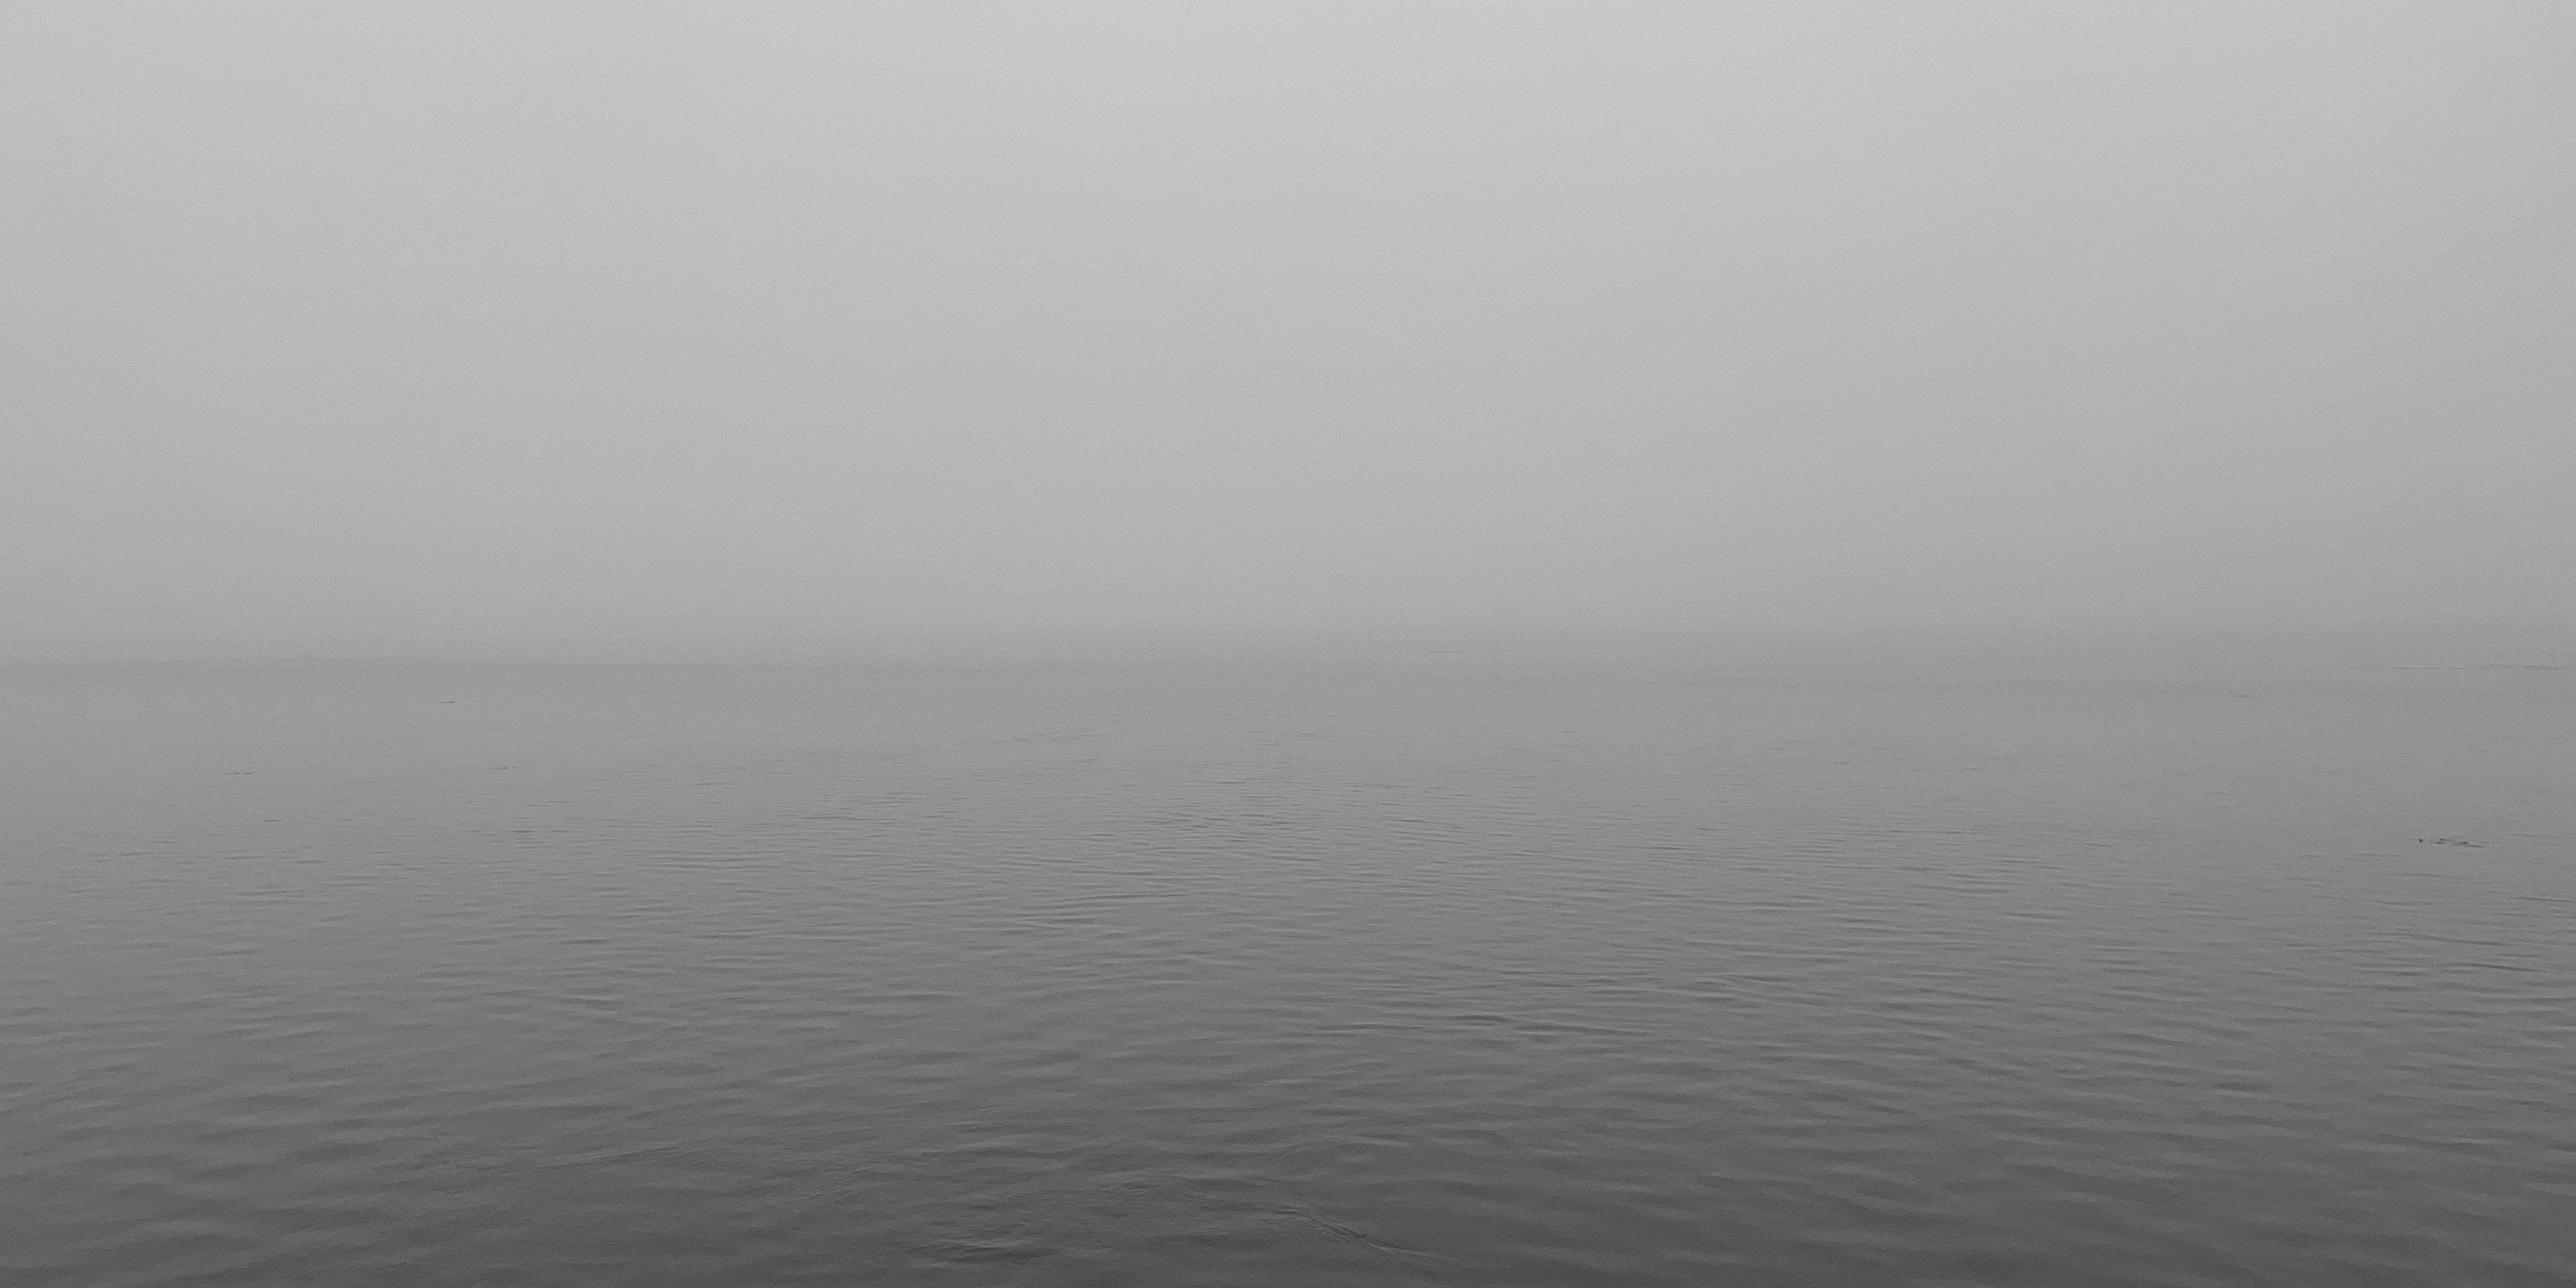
[3,652,2572,1285]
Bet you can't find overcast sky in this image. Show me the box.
[4,2,2569,647]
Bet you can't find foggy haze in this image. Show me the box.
[6,1,2570,650]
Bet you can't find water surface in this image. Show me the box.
[4,635,2571,1285]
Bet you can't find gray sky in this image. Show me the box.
[5,1,2570,646]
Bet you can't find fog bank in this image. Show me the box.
[6,2,2569,649]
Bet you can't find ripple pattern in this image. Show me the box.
[3,647,2572,1285]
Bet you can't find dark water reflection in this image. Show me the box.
[4,639,2572,1285]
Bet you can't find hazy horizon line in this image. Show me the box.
[9,617,2573,666]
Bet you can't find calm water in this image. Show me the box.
[4,636,2572,1286]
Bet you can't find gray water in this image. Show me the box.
[4,635,2571,1286]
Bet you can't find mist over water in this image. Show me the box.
[6,4,2573,1285]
